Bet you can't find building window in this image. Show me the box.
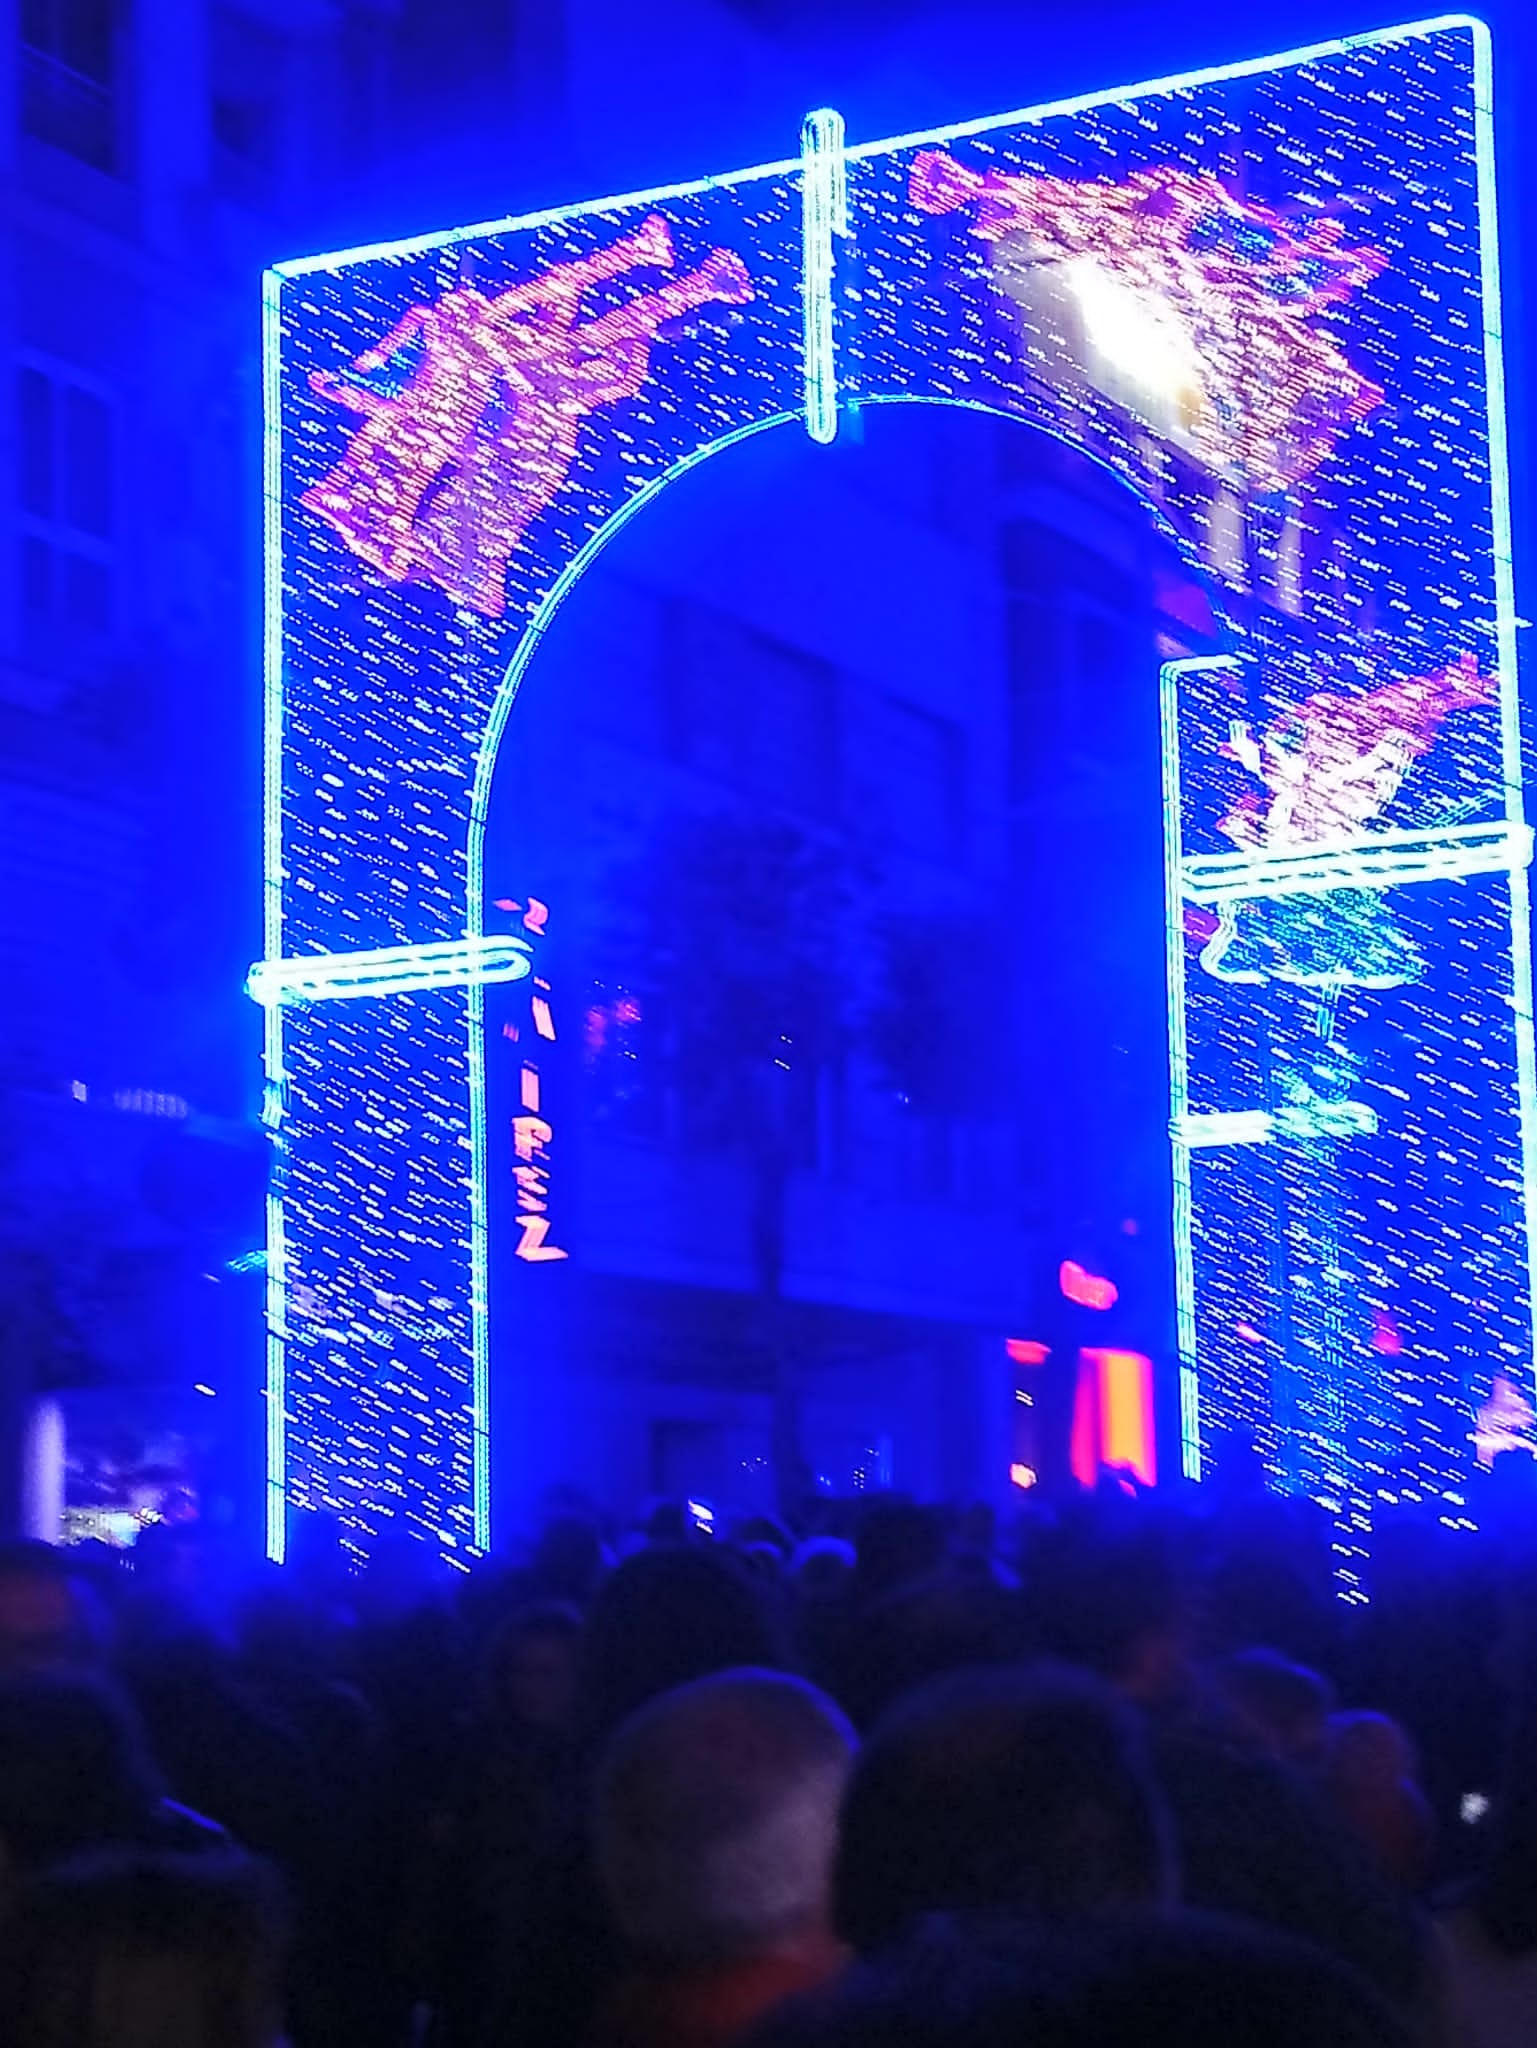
[212,95,274,168]
[19,0,119,174]
[869,692,964,859]
[665,602,840,819]
[209,9,282,189]
[15,365,116,641]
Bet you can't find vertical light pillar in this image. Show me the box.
[801,108,847,445]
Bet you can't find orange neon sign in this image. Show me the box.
[502,897,568,1264]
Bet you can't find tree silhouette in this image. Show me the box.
[593,806,867,1503]
[594,805,1023,1505]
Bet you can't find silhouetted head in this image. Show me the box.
[1322,1713,1432,1891]
[789,1538,856,1604]
[0,1850,287,2048]
[0,1670,165,1881]
[852,1502,948,1606]
[0,1542,104,1673]
[643,1499,695,1547]
[595,1668,855,1967]
[1029,1504,1192,1703]
[1211,1649,1335,1769]
[237,1580,351,1679]
[835,1663,1172,1951]
[735,1515,794,1561]
[752,1913,1410,2048]
[479,1601,583,1732]
[530,1513,608,1606]
[579,1543,789,1746]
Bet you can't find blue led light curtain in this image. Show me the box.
[263,17,1527,1572]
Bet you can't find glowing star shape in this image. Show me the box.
[1202,653,1492,988]
[909,151,1386,495]
[1474,1371,1537,1469]
[303,216,754,616]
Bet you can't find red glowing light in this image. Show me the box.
[1006,1338,1051,1367]
[1060,1260,1118,1311]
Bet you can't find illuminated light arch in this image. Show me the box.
[465,393,1231,1534]
[258,15,1530,1587]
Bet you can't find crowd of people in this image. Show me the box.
[2,1472,1537,2048]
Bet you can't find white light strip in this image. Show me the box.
[1273,1099,1379,1141]
[261,267,289,1565]
[1160,654,1203,1481]
[1177,1110,1273,1148]
[1470,20,1537,1379]
[275,17,1463,278]
[801,107,848,445]
[1183,821,1533,904]
[841,15,1476,161]
[1175,1101,1380,1149]
[248,937,533,1007]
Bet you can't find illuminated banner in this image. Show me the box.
[258,18,1527,1575]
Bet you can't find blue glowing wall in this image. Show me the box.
[259,16,1527,1565]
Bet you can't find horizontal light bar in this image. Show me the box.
[1177,1110,1271,1147]
[1273,1099,1379,1141]
[247,936,533,1007]
[1183,820,1532,905]
[1176,1100,1378,1149]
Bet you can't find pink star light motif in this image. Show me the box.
[909,151,1386,495]
[303,216,753,617]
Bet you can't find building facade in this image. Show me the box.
[1,0,1212,1542]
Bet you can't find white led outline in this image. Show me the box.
[261,268,289,1563]
[854,393,1233,616]
[267,16,1476,281]
[1469,21,1537,1377]
[1181,821,1534,904]
[272,158,803,280]
[802,108,848,444]
[839,13,1484,159]
[248,937,534,1007]
[1162,652,1217,1481]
